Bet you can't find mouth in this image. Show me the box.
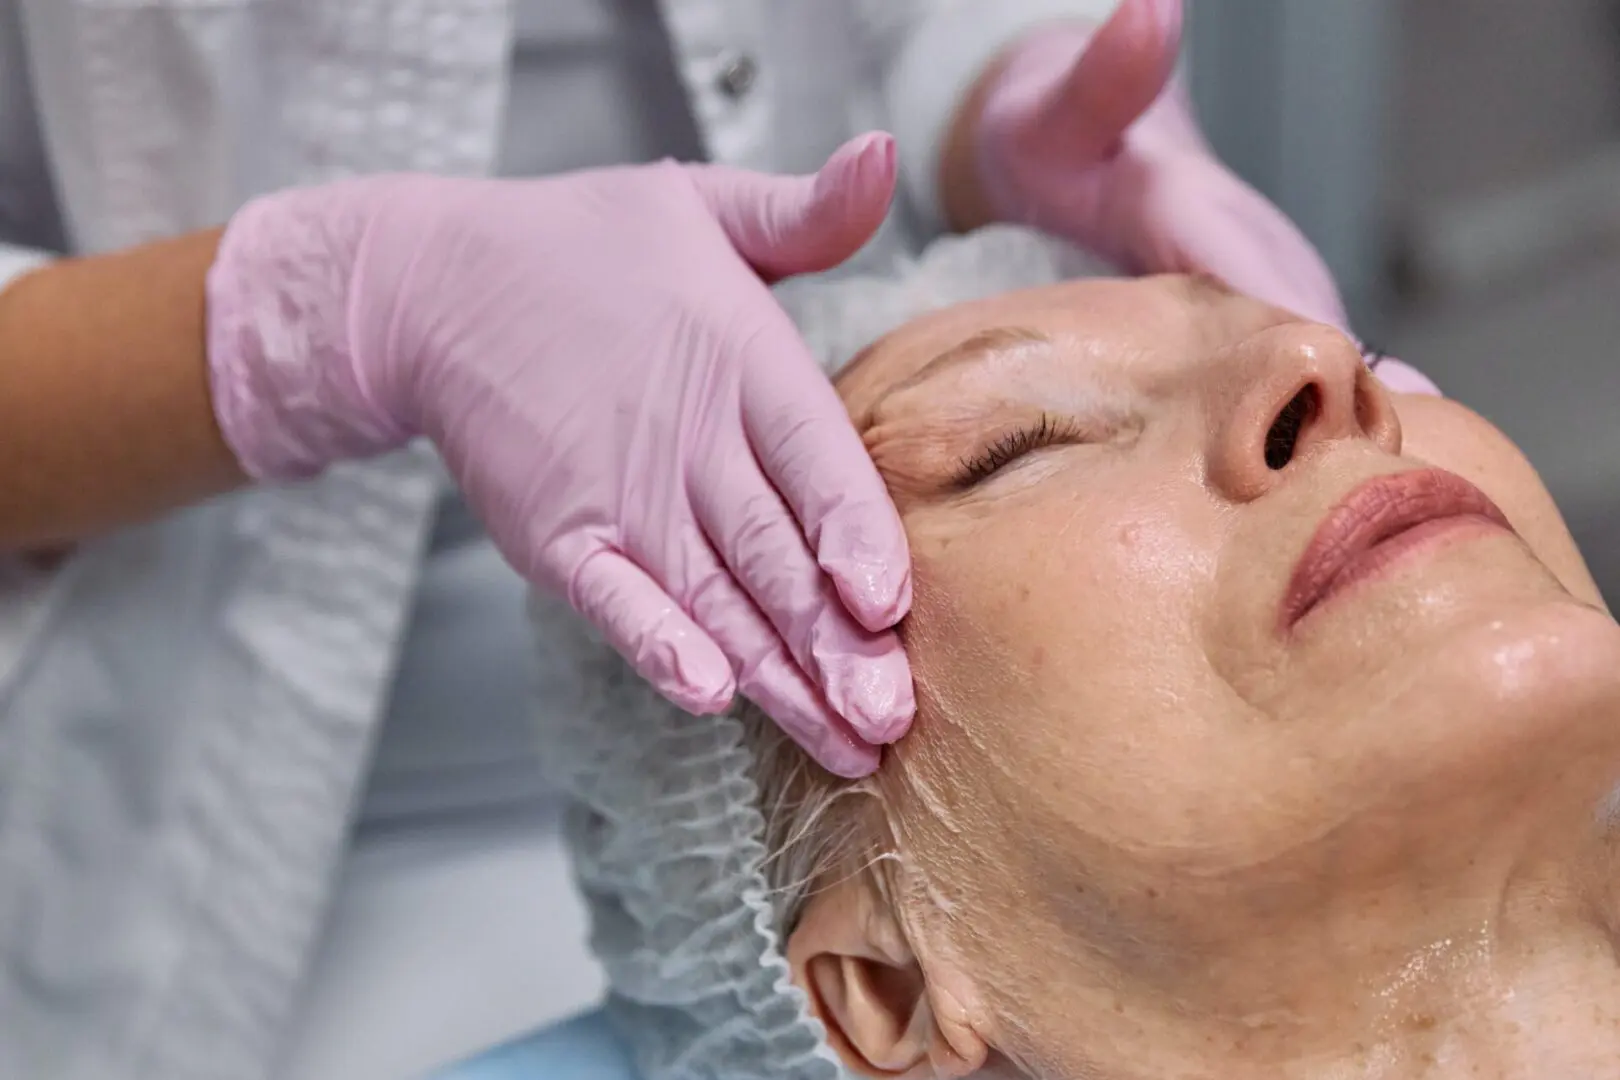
[1281,469,1515,632]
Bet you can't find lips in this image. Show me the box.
[1281,469,1514,631]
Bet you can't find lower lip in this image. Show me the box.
[1292,513,1507,629]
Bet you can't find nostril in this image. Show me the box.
[1264,385,1318,470]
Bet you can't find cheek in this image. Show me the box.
[889,494,1313,980]
[899,483,1218,743]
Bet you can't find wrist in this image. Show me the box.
[206,176,425,481]
[939,23,1095,234]
[938,48,1011,233]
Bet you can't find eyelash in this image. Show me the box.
[952,341,1386,489]
[956,412,1084,487]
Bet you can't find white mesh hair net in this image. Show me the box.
[775,224,1116,371]
[531,225,1115,1080]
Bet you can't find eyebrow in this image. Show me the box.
[857,277,1242,420]
[892,277,1234,392]
[890,325,1052,396]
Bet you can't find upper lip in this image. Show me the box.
[1281,468,1513,630]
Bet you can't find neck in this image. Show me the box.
[1084,902,1620,1079]
[1034,725,1620,1078]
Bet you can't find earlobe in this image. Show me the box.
[925,979,993,1078]
[787,874,988,1079]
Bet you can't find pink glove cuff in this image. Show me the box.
[206,178,417,481]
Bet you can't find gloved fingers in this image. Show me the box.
[1221,186,1348,330]
[734,310,913,633]
[689,445,915,744]
[1037,0,1183,165]
[1144,171,1350,330]
[686,563,883,778]
[568,547,737,716]
[686,131,897,282]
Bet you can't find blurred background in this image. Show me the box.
[1191,0,1620,602]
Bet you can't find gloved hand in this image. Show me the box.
[964,0,1438,394]
[206,134,914,777]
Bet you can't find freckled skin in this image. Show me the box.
[806,276,1620,1078]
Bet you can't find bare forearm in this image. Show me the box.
[0,229,246,549]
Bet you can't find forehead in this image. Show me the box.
[834,275,1258,420]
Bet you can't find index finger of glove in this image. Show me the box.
[688,434,915,744]
[736,311,912,633]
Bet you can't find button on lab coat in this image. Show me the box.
[0,2,1113,1078]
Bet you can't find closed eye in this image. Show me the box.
[955,413,1087,488]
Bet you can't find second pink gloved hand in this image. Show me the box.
[968,0,1438,395]
[206,135,914,777]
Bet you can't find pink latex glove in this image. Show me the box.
[971,0,1439,395]
[206,135,914,777]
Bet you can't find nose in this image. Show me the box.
[1206,323,1402,501]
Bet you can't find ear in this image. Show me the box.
[787,872,989,1079]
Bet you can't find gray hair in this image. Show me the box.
[746,226,1116,929]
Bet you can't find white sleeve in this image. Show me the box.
[876,0,1122,237]
[0,241,52,289]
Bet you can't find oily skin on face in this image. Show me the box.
[805,276,1620,1078]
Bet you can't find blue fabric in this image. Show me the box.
[433,1010,639,1080]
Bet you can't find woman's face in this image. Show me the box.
[797,276,1620,1078]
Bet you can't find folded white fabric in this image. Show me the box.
[532,226,1111,1080]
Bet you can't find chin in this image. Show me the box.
[1373,594,1620,796]
[1418,591,1618,704]
[1296,531,1602,686]
[1263,595,1620,895]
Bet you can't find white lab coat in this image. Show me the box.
[0,2,1110,1078]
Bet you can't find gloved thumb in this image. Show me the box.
[687,131,897,282]
[1032,0,1183,166]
